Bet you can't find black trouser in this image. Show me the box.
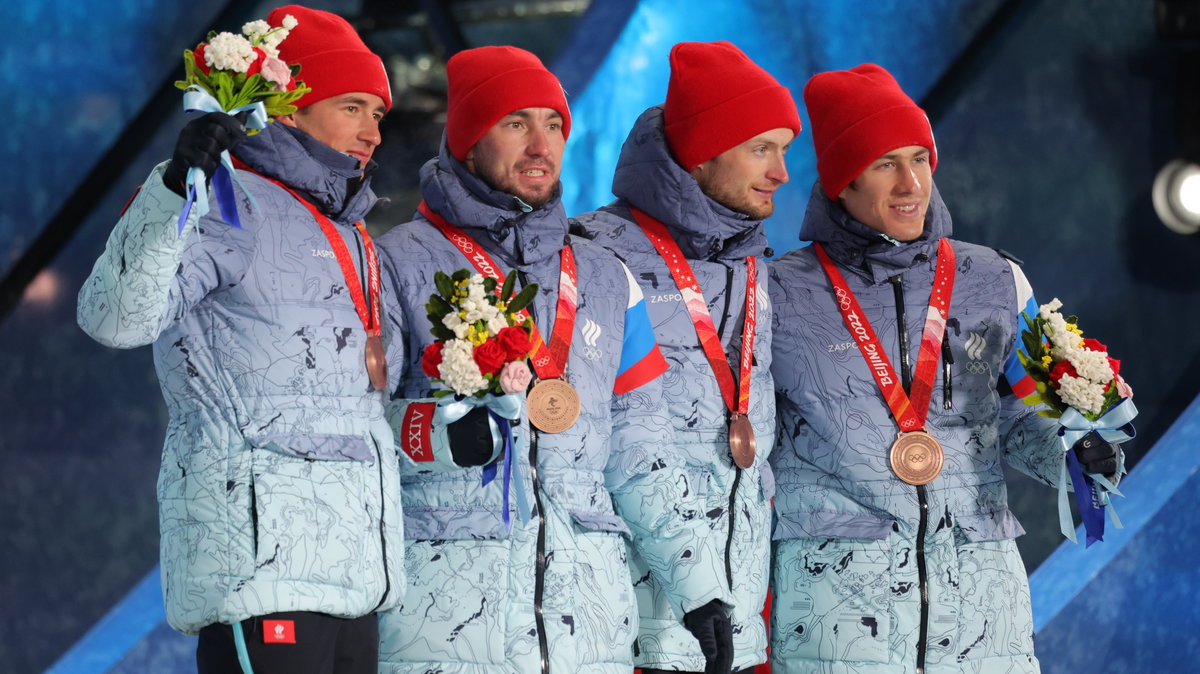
[196,611,377,674]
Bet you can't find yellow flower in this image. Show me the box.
[1067,323,1083,337]
[467,325,486,346]
[1041,355,1053,368]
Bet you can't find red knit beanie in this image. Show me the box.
[445,46,572,161]
[803,63,937,200]
[268,5,392,110]
[663,41,801,171]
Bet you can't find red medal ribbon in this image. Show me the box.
[813,239,955,431]
[245,170,383,339]
[418,201,576,380]
[629,208,756,416]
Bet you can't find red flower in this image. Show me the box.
[1082,337,1107,353]
[193,44,213,75]
[421,342,444,378]
[474,340,506,376]
[1108,357,1121,377]
[1049,359,1078,384]
[496,326,532,360]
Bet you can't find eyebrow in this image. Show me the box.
[504,109,564,123]
[338,96,388,115]
[879,149,930,161]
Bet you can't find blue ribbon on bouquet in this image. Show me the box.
[177,86,268,233]
[1056,398,1137,547]
[436,393,531,531]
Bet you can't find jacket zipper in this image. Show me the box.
[354,229,391,612]
[716,266,740,588]
[890,275,929,674]
[519,270,552,674]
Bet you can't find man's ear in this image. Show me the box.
[276,113,298,128]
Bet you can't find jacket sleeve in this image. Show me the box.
[996,260,1064,486]
[605,262,733,620]
[76,162,238,348]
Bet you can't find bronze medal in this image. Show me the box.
[526,378,580,433]
[365,334,388,392]
[729,413,757,469]
[889,430,944,485]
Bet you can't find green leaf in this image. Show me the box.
[508,282,539,314]
[1036,410,1062,418]
[451,268,472,284]
[435,271,454,299]
[429,324,455,341]
[1021,393,1044,406]
[500,274,516,301]
[427,295,454,316]
[482,276,498,294]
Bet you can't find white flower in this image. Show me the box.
[281,14,298,30]
[242,20,271,40]
[1038,298,1063,319]
[442,313,469,339]
[1056,373,1107,416]
[486,314,509,335]
[1067,346,1113,384]
[205,32,258,73]
[439,339,487,395]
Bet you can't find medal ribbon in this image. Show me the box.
[629,208,756,417]
[813,239,955,431]
[250,171,382,338]
[419,201,576,380]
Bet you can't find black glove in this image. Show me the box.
[1072,430,1120,478]
[162,111,248,198]
[446,405,497,467]
[682,599,734,674]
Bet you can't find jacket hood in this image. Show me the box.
[610,105,769,261]
[417,133,569,267]
[234,122,379,226]
[797,180,953,283]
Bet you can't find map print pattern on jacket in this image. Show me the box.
[574,105,774,672]
[76,122,405,635]
[767,182,1063,673]
[375,139,731,674]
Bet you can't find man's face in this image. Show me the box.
[838,145,932,242]
[466,107,565,208]
[690,127,794,220]
[278,92,387,169]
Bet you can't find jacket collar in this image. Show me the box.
[233,122,379,226]
[418,135,569,267]
[797,180,953,284]
[610,106,769,261]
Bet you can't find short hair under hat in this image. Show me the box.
[803,63,937,200]
[445,46,572,161]
[268,5,392,110]
[664,41,801,171]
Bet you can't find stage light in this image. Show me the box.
[1153,159,1200,234]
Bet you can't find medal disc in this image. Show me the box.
[365,334,388,392]
[526,378,580,433]
[729,413,757,469]
[889,430,944,485]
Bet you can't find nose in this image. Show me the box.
[767,154,789,185]
[526,126,550,157]
[895,162,921,194]
[359,118,381,148]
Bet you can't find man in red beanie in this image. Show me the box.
[78,6,403,673]
[767,63,1125,673]
[572,40,801,674]
[374,44,730,674]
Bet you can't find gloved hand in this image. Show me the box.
[445,405,497,467]
[162,111,248,198]
[1072,430,1120,478]
[682,599,734,674]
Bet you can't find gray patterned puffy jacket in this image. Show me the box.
[767,181,1063,673]
[572,105,775,672]
[375,139,730,674]
[76,122,405,635]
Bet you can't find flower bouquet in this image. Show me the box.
[421,270,538,397]
[1017,298,1136,545]
[421,270,539,528]
[173,15,311,231]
